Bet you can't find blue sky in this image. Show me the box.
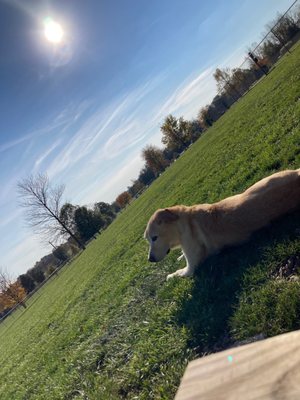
[0,0,293,277]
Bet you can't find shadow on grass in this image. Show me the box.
[175,210,300,354]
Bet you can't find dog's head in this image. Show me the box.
[144,208,180,263]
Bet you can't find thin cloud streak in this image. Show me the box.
[47,74,166,179]
[0,209,22,229]
[34,138,63,170]
[151,66,216,124]
[78,153,144,205]
[0,101,90,155]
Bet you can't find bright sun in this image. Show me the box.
[44,17,64,43]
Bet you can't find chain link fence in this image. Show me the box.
[201,0,300,126]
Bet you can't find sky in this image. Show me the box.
[0,0,294,277]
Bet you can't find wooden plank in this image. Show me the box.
[175,330,300,400]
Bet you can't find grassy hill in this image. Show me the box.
[0,43,299,399]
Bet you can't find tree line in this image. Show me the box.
[118,7,300,204]
[1,7,299,320]
[0,177,119,319]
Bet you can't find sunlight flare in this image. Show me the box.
[43,17,64,43]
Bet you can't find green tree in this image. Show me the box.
[94,202,116,225]
[138,166,155,186]
[19,273,36,294]
[142,145,168,176]
[127,180,144,198]
[197,105,214,129]
[74,207,104,242]
[28,267,45,285]
[161,115,189,151]
[53,245,69,263]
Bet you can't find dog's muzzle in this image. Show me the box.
[148,249,170,262]
[148,254,156,262]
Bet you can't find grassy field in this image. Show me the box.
[0,43,299,399]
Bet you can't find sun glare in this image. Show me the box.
[44,17,64,43]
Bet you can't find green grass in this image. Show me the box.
[0,43,299,399]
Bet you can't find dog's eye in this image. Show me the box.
[152,236,158,242]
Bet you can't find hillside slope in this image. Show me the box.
[0,43,299,400]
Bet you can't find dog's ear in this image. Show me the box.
[156,209,179,224]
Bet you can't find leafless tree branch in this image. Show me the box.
[17,174,85,249]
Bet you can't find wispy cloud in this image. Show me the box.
[218,44,248,69]
[46,75,165,179]
[78,153,144,204]
[0,209,22,229]
[0,131,40,154]
[33,138,63,171]
[0,171,23,205]
[0,101,90,155]
[155,66,216,120]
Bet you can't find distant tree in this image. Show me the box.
[268,13,299,45]
[161,115,189,151]
[94,202,116,225]
[197,105,214,129]
[138,166,156,186]
[74,206,104,242]
[293,5,300,26]
[111,201,121,214]
[213,68,232,93]
[188,120,203,143]
[127,180,144,198]
[28,267,45,284]
[53,245,69,263]
[0,268,27,310]
[59,203,78,236]
[18,174,85,250]
[213,68,241,100]
[258,40,281,64]
[142,145,168,176]
[115,191,132,209]
[19,273,36,294]
[177,117,201,145]
[30,252,60,280]
[229,68,253,93]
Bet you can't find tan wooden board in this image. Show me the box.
[175,330,300,400]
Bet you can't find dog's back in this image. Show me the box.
[198,169,300,250]
[229,168,299,225]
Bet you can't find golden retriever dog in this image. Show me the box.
[144,169,300,280]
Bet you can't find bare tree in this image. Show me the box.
[213,68,242,99]
[18,174,85,249]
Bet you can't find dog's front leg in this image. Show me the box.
[167,249,202,280]
[177,252,185,261]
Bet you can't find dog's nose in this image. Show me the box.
[148,254,156,262]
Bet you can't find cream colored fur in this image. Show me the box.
[144,169,300,280]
